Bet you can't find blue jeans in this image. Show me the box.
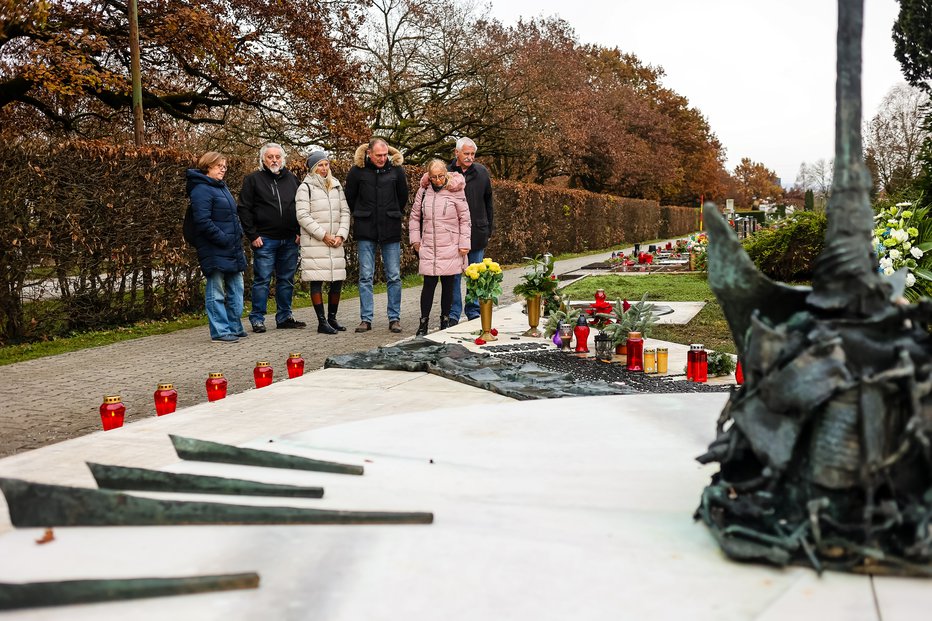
[249,237,299,326]
[357,240,401,323]
[450,249,485,321]
[205,271,245,339]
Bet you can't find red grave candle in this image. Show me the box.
[100,395,126,431]
[254,361,273,388]
[153,383,177,416]
[286,353,305,379]
[694,347,708,383]
[206,372,228,402]
[626,331,644,371]
[573,314,591,353]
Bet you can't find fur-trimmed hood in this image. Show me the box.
[419,171,465,192]
[353,143,404,168]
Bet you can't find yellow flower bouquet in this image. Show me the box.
[464,258,504,304]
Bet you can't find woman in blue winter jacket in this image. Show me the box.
[186,152,248,342]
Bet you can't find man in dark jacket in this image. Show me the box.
[238,143,305,332]
[344,138,409,333]
[448,137,494,323]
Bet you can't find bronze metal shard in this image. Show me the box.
[0,478,433,527]
[169,435,364,475]
[0,573,260,610]
[87,463,324,498]
[695,0,932,577]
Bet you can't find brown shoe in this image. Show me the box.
[389,320,402,333]
[355,321,371,333]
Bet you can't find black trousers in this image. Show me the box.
[420,275,454,317]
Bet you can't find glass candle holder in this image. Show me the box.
[100,395,126,431]
[735,359,744,385]
[558,322,574,352]
[687,343,702,380]
[286,353,305,379]
[594,334,614,362]
[254,361,273,388]
[153,383,177,416]
[643,348,657,374]
[206,372,228,402]
[626,331,644,371]
[573,314,591,353]
[656,348,669,374]
[694,347,708,383]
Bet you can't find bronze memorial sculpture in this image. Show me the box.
[695,0,932,576]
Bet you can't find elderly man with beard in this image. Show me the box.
[238,142,306,332]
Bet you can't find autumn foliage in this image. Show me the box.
[357,6,731,206]
[0,0,367,147]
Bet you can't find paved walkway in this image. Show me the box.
[0,248,648,458]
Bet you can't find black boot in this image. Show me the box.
[315,303,337,334]
[416,317,430,336]
[327,302,346,331]
[440,316,450,330]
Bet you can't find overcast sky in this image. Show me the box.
[488,0,907,187]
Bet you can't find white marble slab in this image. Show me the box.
[0,392,912,620]
[0,369,513,532]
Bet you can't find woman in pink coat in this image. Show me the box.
[409,159,471,335]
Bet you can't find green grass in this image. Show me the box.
[560,274,714,302]
[0,314,208,366]
[561,274,735,354]
[0,273,425,366]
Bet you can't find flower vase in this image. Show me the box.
[522,295,543,337]
[479,299,497,341]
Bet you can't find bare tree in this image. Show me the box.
[864,83,930,196]
[795,158,834,198]
[350,0,496,161]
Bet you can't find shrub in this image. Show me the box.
[742,212,827,282]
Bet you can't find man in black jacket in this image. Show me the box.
[448,137,494,324]
[237,143,306,332]
[344,138,409,333]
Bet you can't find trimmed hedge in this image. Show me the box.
[741,211,827,282]
[0,141,697,344]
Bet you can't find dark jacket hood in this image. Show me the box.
[186,168,225,196]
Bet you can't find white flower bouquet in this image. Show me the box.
[872,201,932,298]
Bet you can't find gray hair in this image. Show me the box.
[368,137,389,151]
[455,137,477,152]
[258,142,286,170]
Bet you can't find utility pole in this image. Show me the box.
[129,0,144,146]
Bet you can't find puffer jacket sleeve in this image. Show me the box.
[409,187,425,245]
[191,185,232,247]
[395,167,409,209]
[296,181,327,242]
[337,185,351,239]
[454,192,471,250]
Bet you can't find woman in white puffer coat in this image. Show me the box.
[409,159,471,336]
[296,150,351,334]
